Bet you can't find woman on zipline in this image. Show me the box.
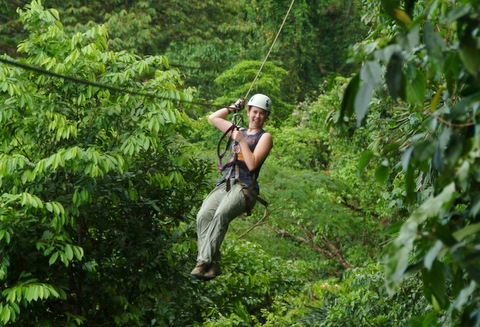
[191,94,273,280]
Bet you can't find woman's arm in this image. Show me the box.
[232,130,273,171]
[208,107,235,134]
[209,99,244,133]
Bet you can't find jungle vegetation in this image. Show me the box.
[0,0,479,326]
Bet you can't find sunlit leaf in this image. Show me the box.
[385,183,457,294]
[424,240,443,270]
[358,150,374,176]
[394,9,412,25]
[453,222,480,242]
[360,61,382,86]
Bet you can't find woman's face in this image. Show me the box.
[247,106,268,128]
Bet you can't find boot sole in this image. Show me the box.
[190,272,215,281]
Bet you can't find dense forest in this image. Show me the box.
[0,0,479,326]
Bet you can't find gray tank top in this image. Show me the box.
[217,129,267,191]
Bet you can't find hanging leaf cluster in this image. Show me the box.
[340,0,480,325]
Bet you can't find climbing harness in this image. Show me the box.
[216,109,269,216]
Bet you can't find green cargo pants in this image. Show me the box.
[196,181,257,263]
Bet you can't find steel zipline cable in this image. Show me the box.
[0,56,224,109]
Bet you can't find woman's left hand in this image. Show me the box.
[232,129,245,143]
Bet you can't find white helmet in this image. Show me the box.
[248,94,272,112]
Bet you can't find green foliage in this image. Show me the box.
[301,264,430,326]
[341,0,480,325]
[214,60,293,125]
[0,1,211,325]
[194,240,312,326]
[243,0,368,97]
[2,1,461,326]
[0,1,23,56]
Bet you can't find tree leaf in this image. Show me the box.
[385,52,406,100]
[64,244,74,261]
[385,183,457,294]
[406,64,426,106]
[424,240,443,270]
[354,81,374,126]
[453,222,480,242]
[458,19,480,78]
[422,261,447,309]
[49,252,59,266]
[339,74,360,121]
[358,150,374,176]
[446,4,472,24]
[424,22,445,62]
[393,9,412,25]
[360,61,382,86]
[374,159,389,184]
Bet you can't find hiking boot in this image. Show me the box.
[203,262,221,280]
[190,260,210,280]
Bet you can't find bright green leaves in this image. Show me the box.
[0,302,20,325]
[385,183,457,294]
[0,3,202,325]
[45,242,84,266]
[374,159,390,184]
[358,150,375,177]
[341,24,425,126]
[1,280,65,310]
[381,0,414,27]
[342,1,480,324]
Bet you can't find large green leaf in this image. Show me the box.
[458,18,480,78]
[354,61,383,126]
[386,52,406,100]
[357,150,374,176]
[406,64,426,106]
[374,159,390,184]
[339,73,360,122]
[354,81,374,126]
[424,22,445,62]
[422,261,448,310]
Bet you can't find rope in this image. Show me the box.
[244,0,296,100]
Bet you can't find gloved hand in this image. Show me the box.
[228,98,245,112]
